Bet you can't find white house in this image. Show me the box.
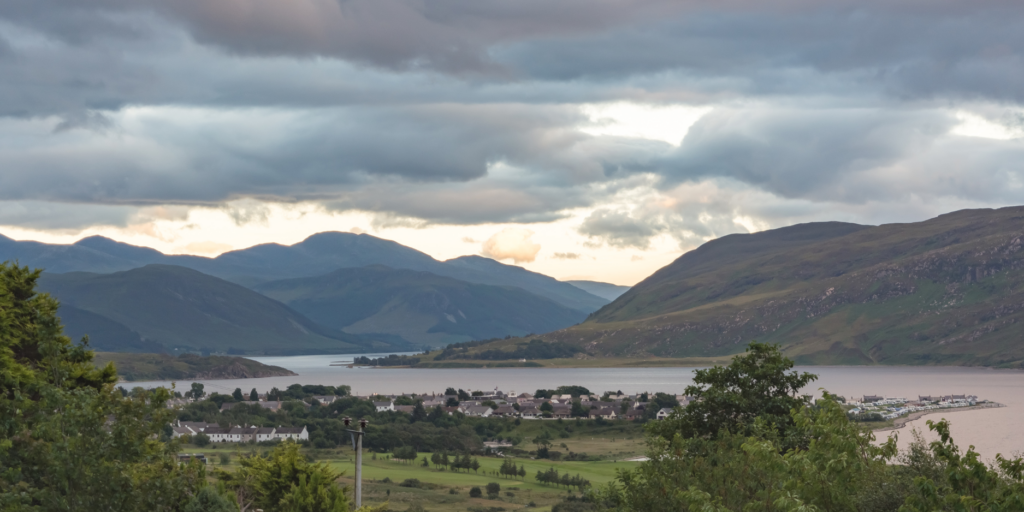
[204,426,233,443]
[374,401,395,412]
[252,427,275,441]
[275,426,309,441]
[656,408,674,420]
[461,405,493,418]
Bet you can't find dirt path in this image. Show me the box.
[873,403,1005,433]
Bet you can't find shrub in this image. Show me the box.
[399,478,421,488]
[218,453,230,465]
[381,477,392,483]
[469,487,482,498]
[486,482,501,498]
[193,433,210,447]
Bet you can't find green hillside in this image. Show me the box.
[254,265,588,346]
[39,265,405,355]
[94,352,297,382]
[541,207,1024,367]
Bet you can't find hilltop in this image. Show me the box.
[531,207,1024,367]
[1,231,608,314]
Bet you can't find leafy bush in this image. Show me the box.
[469,487,482,498]
[399,478,421,488]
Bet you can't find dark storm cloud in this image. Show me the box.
[660,107,957,201]
[2,0,1024,236]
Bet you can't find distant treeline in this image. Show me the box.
[354,354,421,366]
[436,339,582,361]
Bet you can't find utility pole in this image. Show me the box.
[344,417,368,508]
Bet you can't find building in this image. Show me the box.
[171,426,195,439]
[374,401,395,412]
[589,407,617,420]
[312,395,337,405]
[204,426,233,443]
[492,405,518,417]
[275,426,309,441]
[656,408,674,420]
[461,405,494,417]
[395,405,416,414]
[255,427,277,442]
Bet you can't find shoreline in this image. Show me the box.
[873,403,1005,434]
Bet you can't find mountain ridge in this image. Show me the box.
[2,231,609,313]
[538,207,1024,367]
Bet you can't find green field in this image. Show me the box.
[181,444,638,511]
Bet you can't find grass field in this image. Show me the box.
[180,443,638,511]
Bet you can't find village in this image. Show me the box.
[166,386,994,445]
[846,394,988,421]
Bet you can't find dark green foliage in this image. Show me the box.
[535,386,591,399]
[0,262,207,511]
[486,482,501,498]
[469,487,482,498]
[649,341,816,445]
[233,388,244,401]
[216,442,347,512]
[194,433,211,447]
[436,339,582,361]
[354,354,421,366]
[250,388,258,401]
[182,486,236,512]
[399,479,421,488]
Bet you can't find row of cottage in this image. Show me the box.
[170,421,309,442]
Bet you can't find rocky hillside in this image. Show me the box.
[544,207,1024,367]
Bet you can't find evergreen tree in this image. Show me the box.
[0,263,207,511]
[249,388,259,401]
[232,388,244,401]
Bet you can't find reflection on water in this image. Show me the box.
[129,355,1024,460]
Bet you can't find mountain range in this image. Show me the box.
[539,207,1024,367]
[2,231,615,354]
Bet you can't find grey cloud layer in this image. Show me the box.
[2,0,1024,245]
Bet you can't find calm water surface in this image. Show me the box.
[131,354,1024,460]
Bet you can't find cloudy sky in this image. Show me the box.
[2,0,1023,285]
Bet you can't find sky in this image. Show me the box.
[1,1,1024,285]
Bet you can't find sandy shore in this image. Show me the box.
[873,403,1005,433]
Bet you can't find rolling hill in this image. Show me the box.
[540,207,1024,367]
[254,266,589,346]
[565,280,631,301]
[38,265,406,355]
[93,352,297,382]
[1,232,609,313]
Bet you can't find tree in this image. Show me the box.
[249,388,259,401]
[649,341,817,444]
[217,441,348,512]
[570,399,587,418]
[194,433,211,447]
[446,397,460,407]
[183,486,236,512]
[457,389,471,401]
[486,482,501,498]
[444,387,458,396]
[540,401,554,413]
[469,487,482,498]
[233,388,244,402]
[471,458,480,474]
[0,263,207,511]
[411,402,427,422]
[191,382,206,400]
[421,456,429,467]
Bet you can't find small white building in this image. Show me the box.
[656,408,674,420]
[374,400,395,412]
